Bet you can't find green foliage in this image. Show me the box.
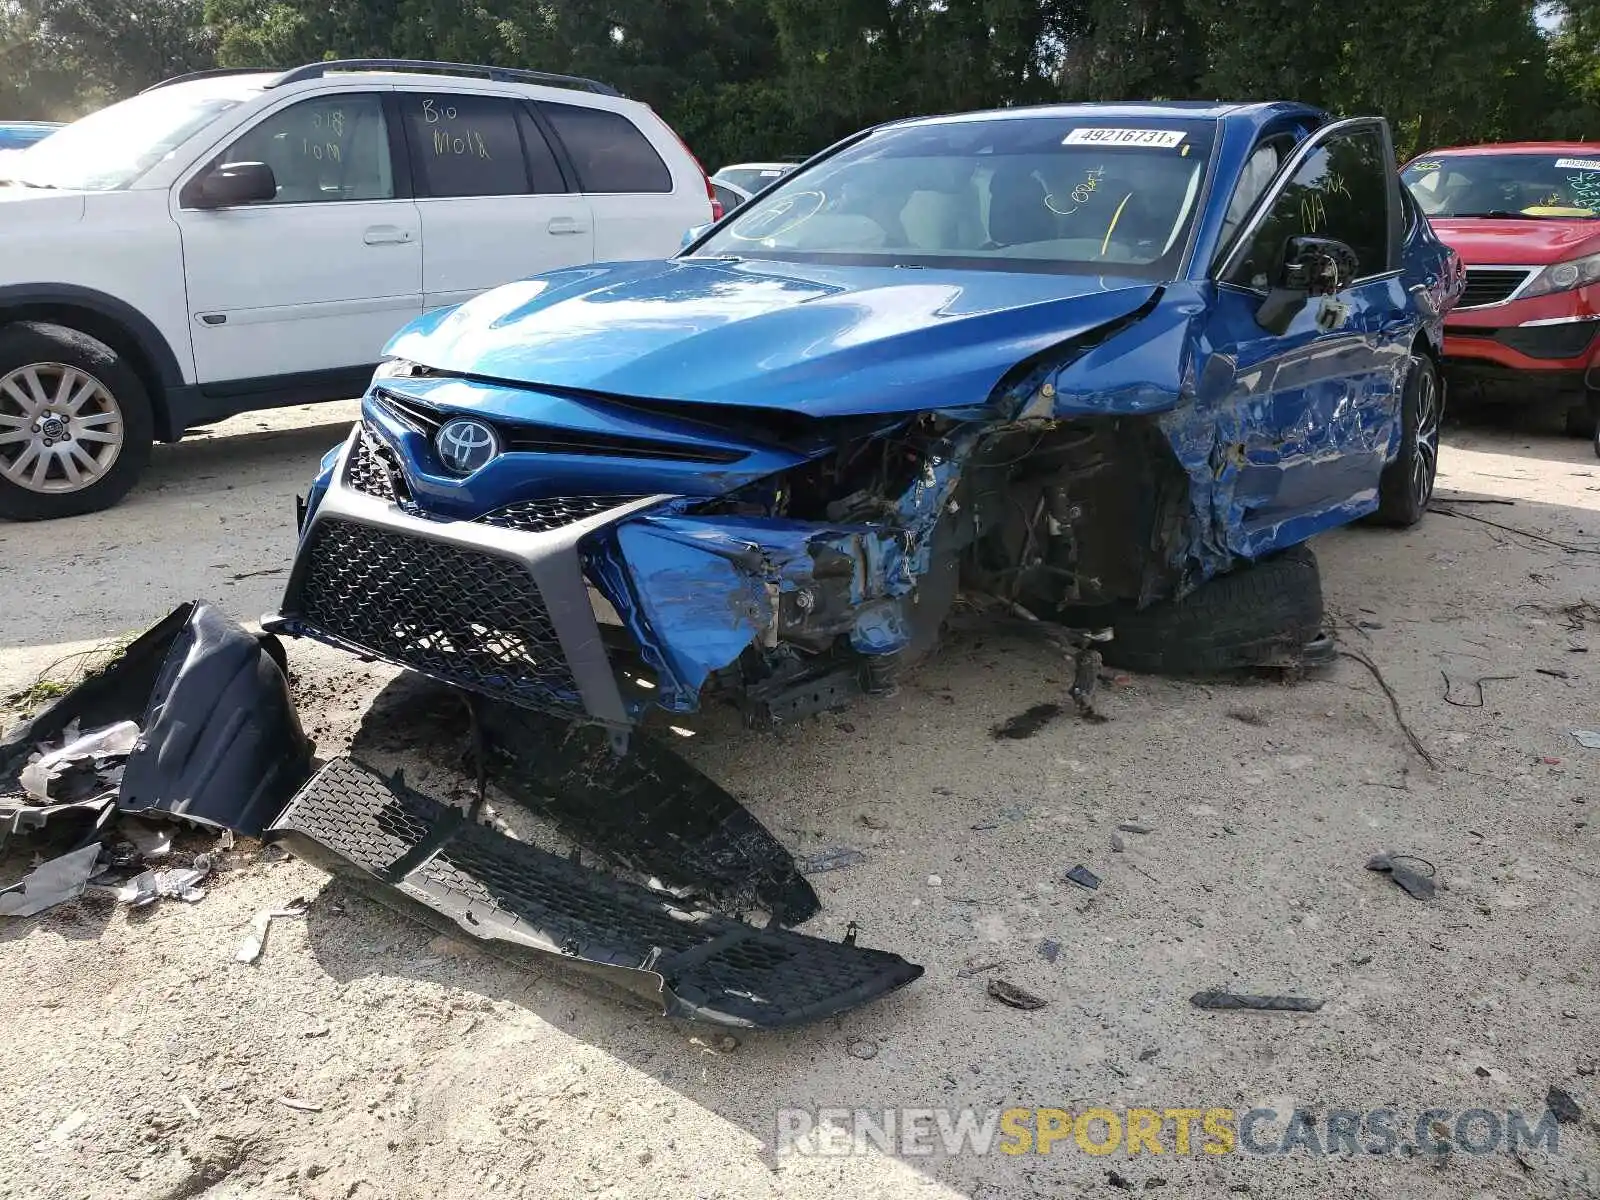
[1,0,1597,171]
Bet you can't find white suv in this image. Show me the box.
[0,59,718,520]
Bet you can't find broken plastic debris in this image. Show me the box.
[796,847,867,874]
[19,720,139,801]
[1038,939,1061,964]
[47,1109,89,1143]
[1571,730,1600,749]
[1365,852,1437,901]
[987,978,1048,1010]
[119,818,172,860]
[1116,822,1153,834]
[1547,1085,1583,1124]
[1189,989,1324,1013]
[235,900,310,963]
[111,855,214,906]
[277,1096,323,1113]
[0,842,102,917]
[1064,864,1101,891]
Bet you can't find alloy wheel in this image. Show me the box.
[0,362,124,494]
[1411,367,1439,509]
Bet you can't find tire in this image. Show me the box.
[1098,545,1325,676]
[1371,352,1441,527]
[0,321,154,521]
[1566,398,1598,440]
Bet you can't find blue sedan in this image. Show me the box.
[271,101,1463,728]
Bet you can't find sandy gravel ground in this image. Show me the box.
[1,405,1598,1200]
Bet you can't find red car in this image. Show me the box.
[1403,142,1600,436]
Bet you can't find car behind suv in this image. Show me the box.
[1403,142,1600,435]
[0,59,717,520]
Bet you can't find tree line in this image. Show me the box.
[2,0,1597,167]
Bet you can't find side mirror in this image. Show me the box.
[1256,235,1360,335]
[188,161,276,209]
[681,224,711,249]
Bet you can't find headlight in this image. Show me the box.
[1521,251,1600,299]
[373,358,426,380]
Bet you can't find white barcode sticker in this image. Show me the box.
[1063,128,1186,149]
[1556,157,1600,171]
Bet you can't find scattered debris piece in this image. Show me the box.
[927,874,943,887]
[1110,833,1126,853]
[971,821,999,831]
[796,847,867,874]
[1189,989,1324,1013]
[1038,939,1061,964]
[19,719,139,801]
[1536,668,1571,680]
[1571,730,1600,750]
[1106,1168,1135,1190]
[47,1110,88,1143]
[119,818,172,860]
[956,956,1002,978]
[1064,864,1101,891]
[179,1096,201,1121]
[1117,823,1153,835]
[991,704,1063,740]
[1366,852,1437,901]
[1441,671,1517,709]
[718,1035,739,1052]
[1137,1047,1159,1062]
[1227,708,1267,727]
[0,843,102,917]
[1339,648,1440,769]
[1433,492,1515,506]
[1548,1086,1582,1124]
[857,814,889,831]
[110,855,214,907]
[846,1037,879,1061]
[234,900,310,963]
[986,978,1048,1010]
[277,1096,323,1113]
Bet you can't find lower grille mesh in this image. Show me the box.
[478,496,640,533]
[293,518,578,701]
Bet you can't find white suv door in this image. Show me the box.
[394,89,596,309]
[173,90,424,384]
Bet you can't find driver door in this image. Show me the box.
[1201,118,1413,555]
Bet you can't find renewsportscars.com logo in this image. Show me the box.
[775,1106,1565,1158]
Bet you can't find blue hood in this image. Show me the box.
[387,258,1161,418]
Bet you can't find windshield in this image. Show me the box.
[690,117,1216,276]
[1,83,257,191]
[1403,151,1600,219]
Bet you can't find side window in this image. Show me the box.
[217,94,391,204]
[400,94,530,198]
[1217,140,1287,254]
[1227,127,1391,289]
[540,103,671,194]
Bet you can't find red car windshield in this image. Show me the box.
[1403,150,1600,219]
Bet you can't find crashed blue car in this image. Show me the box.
[270,101,1462,730]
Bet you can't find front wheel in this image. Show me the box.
[1371,353,1441,527]
[0,322,154,521]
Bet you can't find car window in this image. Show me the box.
[1403,151,1600,218]
[690,117,1217,278]
[400,94,530,198]
[1217,140,1287,254]
[717,166,788,192]
[1227,126,1391,288]
[219,93,392,204]
[540,103,671,194]
[713,182,745,213]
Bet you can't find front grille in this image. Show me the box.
[293,518,578,702]
[346,425,408,503]
[478,496,641,533]
[1459,267,1533,309]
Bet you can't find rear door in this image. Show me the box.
[175,89,423,385]
[539,101,706,260]
[394,89,595,310]
[1203,118,1412,553]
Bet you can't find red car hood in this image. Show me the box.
[1429,217,1600,265]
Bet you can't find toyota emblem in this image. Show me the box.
[435,418,500,475]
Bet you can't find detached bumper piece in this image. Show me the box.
[269,759,923,1027]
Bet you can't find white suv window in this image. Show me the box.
[399,93,543,198]
[219,93,393,204]
[541,103,671,194]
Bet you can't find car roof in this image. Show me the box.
[715,163,793,172]
[888,99,1327,134]
[1416,141,1600,157]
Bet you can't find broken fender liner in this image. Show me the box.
[0,602,312,835]
[268,759,923,1027]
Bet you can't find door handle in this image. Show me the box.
[547,217,588,236]
[364,225,414,245]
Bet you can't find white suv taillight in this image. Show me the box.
[651,109,721,221]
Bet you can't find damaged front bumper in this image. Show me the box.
[270,758,923,1027]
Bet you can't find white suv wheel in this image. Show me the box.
[0,361,125,494]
